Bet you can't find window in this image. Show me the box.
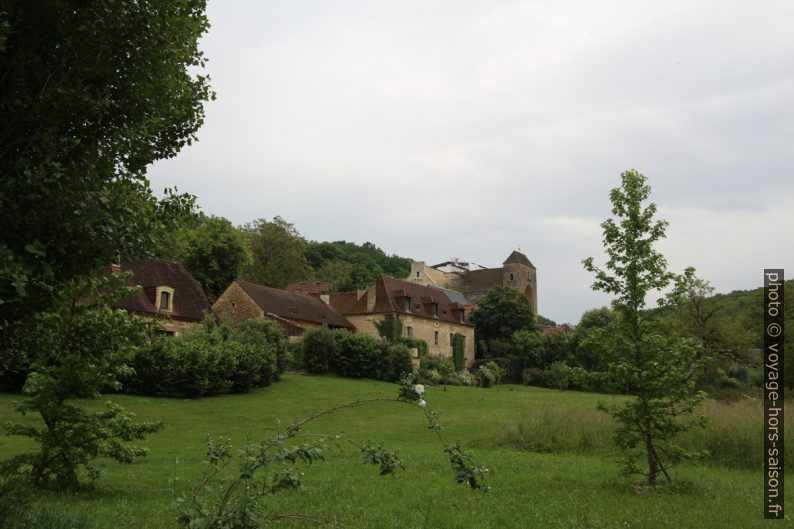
[404,297,412,312]
[155,286,174,313]
[431,303,438,317]
[416,271,420,278]
[404,326,414,338]
[509,273,514,281]
[160,291,171,310]
[434,331,439,345]
[450,333,454,345]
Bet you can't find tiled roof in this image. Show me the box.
[346,275,472,326]
[237,281,353,329]
[285,282,331,295]
[326,291,361,314]
[503,250,535,268]
[113,258,212,322]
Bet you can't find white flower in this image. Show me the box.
[418,399,427,408]
[414,384,425,396]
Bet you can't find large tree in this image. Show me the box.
[583,170,705,486]
[469,286,536,357]
[241,217,312,288]
[165,215,251,301]
[0,0,212,332]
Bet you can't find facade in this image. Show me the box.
[408,250,538,316]
[213,280,353,337]
[333,275,476,367]
[112,258,212,335]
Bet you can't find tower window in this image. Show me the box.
[509,273,514,281]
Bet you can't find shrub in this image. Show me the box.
[334,333,381,378]
[542,361,572,390]
[375,343,413,382]
[478,365,496,387]
[229,318,290,377]
[521,367,543,386]
[301,327,339,374]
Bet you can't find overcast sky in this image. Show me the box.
[148,0,794,324]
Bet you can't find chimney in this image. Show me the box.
[366,283,377,313]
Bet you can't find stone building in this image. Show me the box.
[112,258,212,335]
[213,280,353,337]
[327,275,476,367]
[408,250,537,316]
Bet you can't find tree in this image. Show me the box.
[168,215,252,301]
[241,217,312,288]
[583,169,705,486]
[0,1,212,332]
[452,333,466,371]
[375,314,403,343]
[571,307,616,371]
[4,274,163,489]
[469,287,535,357]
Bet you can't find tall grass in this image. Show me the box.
[489,397,790,470]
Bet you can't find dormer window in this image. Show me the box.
[431,303,438,317]
[404,296,411,312]
[160,291,171,310]
[155,286,175,313]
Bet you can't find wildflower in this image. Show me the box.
[418,399,427,408]
[414,384,425,396]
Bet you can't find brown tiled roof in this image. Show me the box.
[460,267,503,294]
[503,250,535,268]
[237,281,353,329]
[285,282,331,295]
[326,291,361,314]
[346,275,472,326]
[113,258,212,322]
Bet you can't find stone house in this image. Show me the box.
[212,280,353,337]
[112,258,212,335]
[408,250,538,316]
[327,275,476,367]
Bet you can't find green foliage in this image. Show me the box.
[542,362,572,391]
[583,170,706,485]
[375,314,403,342]
[452,333,466,371]
[241,217,312,289]
[570,307,616,371]
[469,286,535,357]
[124,317,285,397]
[164,215,252,301]
[305,240,412,291]
[333,333,382,378]
[300,327,339,374]
[3,274,163,489]
[402,337,428,356]
[0,0,212,340]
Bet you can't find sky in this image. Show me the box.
[148,0,794,324]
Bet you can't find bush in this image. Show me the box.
[521,367,543,386]
[301,327,339,374]
[334,333,381,378]
[229,318,290,377]
[375,343,413,382]
[542,361,572,390]
[123,319,282,398]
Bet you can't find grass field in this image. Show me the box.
[0,375,789,528]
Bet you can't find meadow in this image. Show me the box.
[0,375,789,528]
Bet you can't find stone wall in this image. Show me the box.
[345,313,475,367]
[212,281,263,325]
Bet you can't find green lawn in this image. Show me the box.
[0,375,789,528]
